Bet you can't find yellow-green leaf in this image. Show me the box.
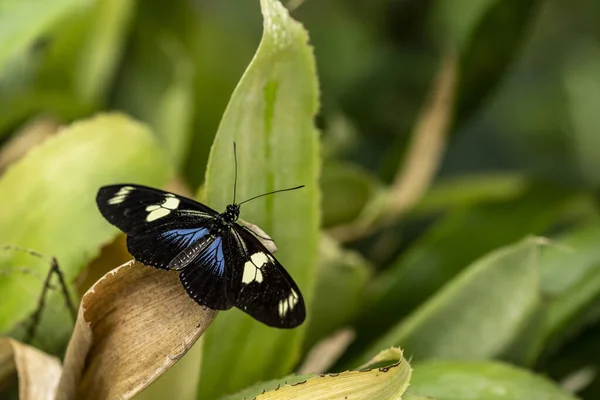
[0,0,84,80]
[220,348,411,400]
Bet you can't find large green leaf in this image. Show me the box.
[358,238,542,364]
[0,113,172,350]
[197,0,320,398]
[354,183,572,349]
[409,360,578,400]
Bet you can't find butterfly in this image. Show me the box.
[95,149,306,329]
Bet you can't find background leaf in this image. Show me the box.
[359,237,543,364]
[303,236,370,352]
[0,113,172,351]
[113,0,196,169]
[353,183,573,350]
[409,360,578,400]
[0,0,84,81]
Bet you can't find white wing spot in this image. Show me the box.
[108,186,134,205]
[241,252,269,284]
[145,194,181,221]
[278,289,300,318]
[163,195,180,210]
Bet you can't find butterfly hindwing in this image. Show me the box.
[96,184,218,269]
[225,225,306,328]
[178,234,234,310]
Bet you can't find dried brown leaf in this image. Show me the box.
[0,337,62,400]
[57,260,218,400]
[386,51,457,217]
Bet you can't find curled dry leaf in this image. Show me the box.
[238,219,278,253]
[56,260,218,400]
[0,337,62,400]
[259,348,411,400]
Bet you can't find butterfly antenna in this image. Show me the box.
[233,142,238,204]
[238,185,305,206]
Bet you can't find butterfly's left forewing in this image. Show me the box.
[96,184,218,269]
[225,225,306,328]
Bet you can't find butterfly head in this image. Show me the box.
[223,204,240,223]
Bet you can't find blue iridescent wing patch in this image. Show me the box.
[179,236,233,310]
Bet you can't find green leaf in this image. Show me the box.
[411,172,527,216]
[0,0,84,81]
[355,184,573,348]
[410,360,578,400]
[431,0,540,130]
[321,162,379,228]
[359,238,543,364]
[37,0,135,106]
[564,40,600,187]
[197,0,320,398]
[431,0,500,50]
[184,2,260,188]
[0,113,172,350]
[540,219,600,350]
[303,235,371,351]
[113,0,196,169]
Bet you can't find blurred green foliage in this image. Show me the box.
[1,0,600,398]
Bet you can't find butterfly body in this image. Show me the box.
[96,184,305,328]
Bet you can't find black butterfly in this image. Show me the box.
[95,151,306,329]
